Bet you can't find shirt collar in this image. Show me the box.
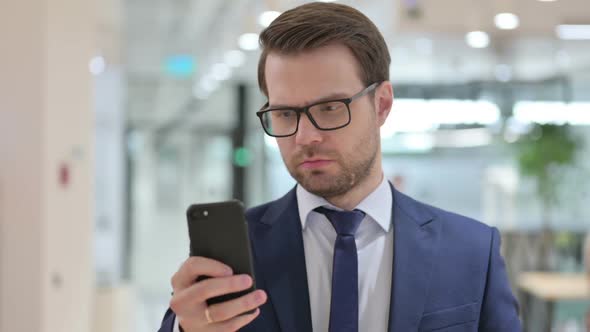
[296,175,392,232]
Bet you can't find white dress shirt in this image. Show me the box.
[298,175,394,332]
[174,175,394,332]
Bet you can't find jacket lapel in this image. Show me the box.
[388,185,441,332]
[249,188,313,332]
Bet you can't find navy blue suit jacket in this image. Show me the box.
[159,184,521,331]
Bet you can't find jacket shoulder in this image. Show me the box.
[396,190,495,257]
[406,192,494,239]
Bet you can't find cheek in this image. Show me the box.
[339,119,377,151]
[276,139,294,157]
[345,114,372,137]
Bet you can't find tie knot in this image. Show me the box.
[314,207,365,236]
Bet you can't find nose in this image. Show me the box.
[294,112,323,146]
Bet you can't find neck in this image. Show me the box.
[325,155,384,211]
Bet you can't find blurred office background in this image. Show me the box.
[1,0,590,331]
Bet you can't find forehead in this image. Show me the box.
[264,44,364,105]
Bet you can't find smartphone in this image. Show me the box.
[186,200,257,308]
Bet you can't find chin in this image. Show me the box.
[298,174,352,198]
[305,184,350,199]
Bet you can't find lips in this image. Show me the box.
[299,159,333,169]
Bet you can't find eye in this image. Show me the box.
[278,110,294,118]
[270,110,295,119]
[318,102,344,112]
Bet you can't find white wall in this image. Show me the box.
[0,0,95,331]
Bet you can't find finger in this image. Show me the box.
[177,274,254,306]
[208,290,267,323]
[169,292,205,320]
[210,308,260,332]
[176,306,259,332]
[171,274,252,312]
[172,256,233,290]
[170,274,254,321]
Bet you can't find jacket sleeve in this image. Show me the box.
[158,308,177,332]
[478,227,522,331]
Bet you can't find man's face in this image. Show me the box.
[264,44,389,198]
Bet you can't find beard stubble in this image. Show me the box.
[285,127,379,199]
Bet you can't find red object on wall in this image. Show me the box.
[59,163,69,188]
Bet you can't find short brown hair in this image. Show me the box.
[258,2,391,97]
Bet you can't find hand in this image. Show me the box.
[170,256,267,332]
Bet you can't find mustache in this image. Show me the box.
[293,145,336,163]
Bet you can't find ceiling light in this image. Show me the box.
[381,99,501,137]
[537,0,558,2]
[514,101,590,125]
[211,63,231,81]
[89,56,106,75]
[494,64,513,82]
[435,128,493,148]
[239,33,260,51]
[401,133,435,151]
[465,31,490,48]
[494,13,520,30]
[224,50,245,68]
[258,11,281,28]
[199,75,219,93]
[556,25,590,40]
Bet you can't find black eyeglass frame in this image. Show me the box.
[256,82,381,138]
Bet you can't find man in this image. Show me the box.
[159,2,521,331]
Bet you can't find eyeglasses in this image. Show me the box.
[256,82,380,137]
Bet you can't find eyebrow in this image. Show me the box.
[267,91,352,109]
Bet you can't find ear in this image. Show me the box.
[374,81,393,127]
